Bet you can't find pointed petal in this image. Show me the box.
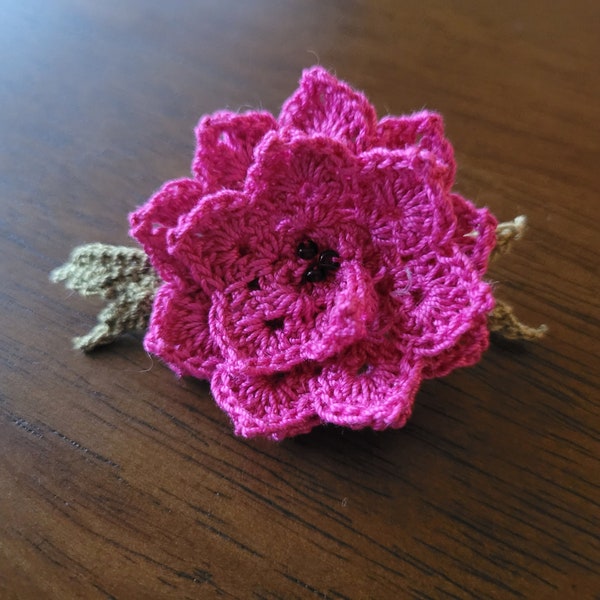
[244,133,373,262]
[129,178,206,282]
[193,111,276,191]
[376,111,455,189]
[376,111,443,149]
[279,67,377,152]
[450,193,497,273]
[245,132,359,213]
[357,148,456,260]
[422,313,490,379]
[396,249,495,357]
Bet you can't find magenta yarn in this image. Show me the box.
[129,66,497,440]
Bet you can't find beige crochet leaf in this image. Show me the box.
[50,243,161,351]
[488,215,547,340]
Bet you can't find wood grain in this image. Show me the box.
[1,1,598,598]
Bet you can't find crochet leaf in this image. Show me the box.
[50,243,161,351]
[488,215,547,340]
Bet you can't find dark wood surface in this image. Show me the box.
[1,1,599,598]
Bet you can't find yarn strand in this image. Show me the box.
[492,215,527,259]
[488,299,548,341]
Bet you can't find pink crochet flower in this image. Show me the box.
[130,67,497,440]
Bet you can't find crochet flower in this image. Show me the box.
[130,67,497,440]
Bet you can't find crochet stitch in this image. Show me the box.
[128,66,500,440]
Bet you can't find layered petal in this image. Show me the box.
[245,133,372,264]
[129,178,206,283]
[421,313,490,379]
[192,110,276,192]
[311,342,422,430]
[145,282,221,379]
[245,132,359,215]
[376,112,445,150]
[357,148,456,264]
[166,190,281,294]
[450,193,497,273]
[376,111,456,189]
[211,363,320,440]
[279,66,377,152]
[394,249,495,356]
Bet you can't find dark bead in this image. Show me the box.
[305,267,327,283]
[318,249,340,270]
[297,239,318,260]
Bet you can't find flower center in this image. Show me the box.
[297,239,341,284]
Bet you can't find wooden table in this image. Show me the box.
[1,1,598,598]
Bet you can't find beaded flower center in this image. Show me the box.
[297,239,341,283]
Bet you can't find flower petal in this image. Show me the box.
[450,193,497,273]
[278,66,377,152]
[166,189,280,293]
[145,282,221,379]
[245,132,359,212]
[421,313,490,379]
[357,149,456,260]
[129,178,206,282]
[311,342,422,430]
[376,111,443,148]
[396,249,495,357]
[245,133,373,263]
[210,261,378,374]
[376,111,455,189]
[210,364,320,440]
[192,111,276,192]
